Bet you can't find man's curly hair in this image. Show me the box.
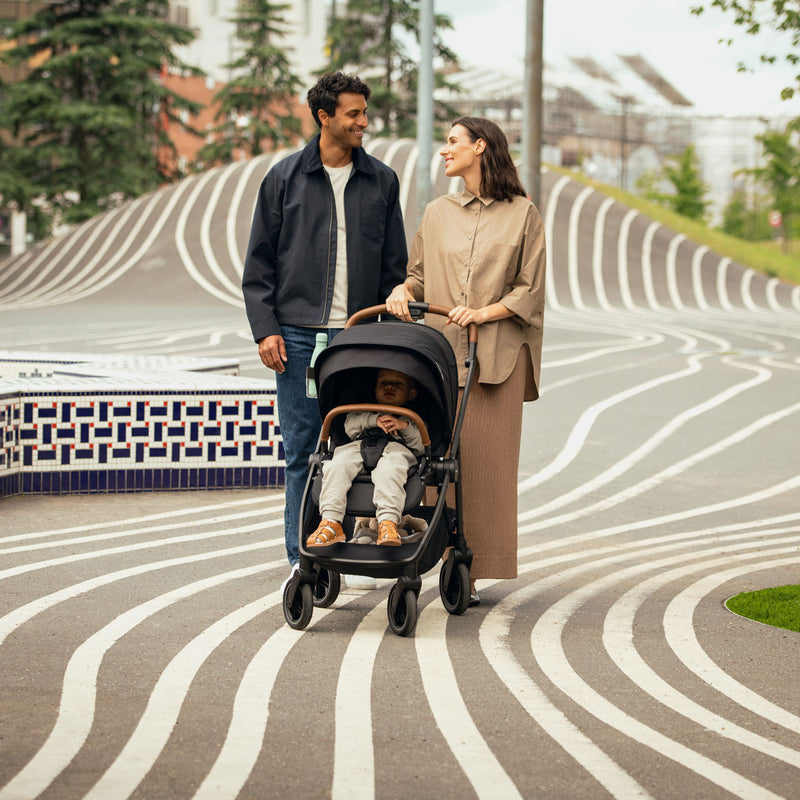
[307,72,371,128]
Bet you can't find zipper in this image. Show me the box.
[321,170,335,325]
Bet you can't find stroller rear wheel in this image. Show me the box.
[313,567,341,608]
[283,580,313,630]
[387,583,418,637]
[439,561,471,615]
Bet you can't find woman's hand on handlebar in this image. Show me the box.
[385,283,415,321]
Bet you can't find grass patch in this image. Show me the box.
[726,585,800,633]
[548,164,800,287]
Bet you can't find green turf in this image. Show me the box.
[726,585,800,633]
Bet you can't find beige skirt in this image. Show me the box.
[433,347,529,580]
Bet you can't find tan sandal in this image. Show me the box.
[376,520,401,546]
[307,519,345,547]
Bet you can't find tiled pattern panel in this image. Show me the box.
[1,394,21,496]
[19,392,280,471]
[1,388,285,496]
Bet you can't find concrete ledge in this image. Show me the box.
[0,351,285,497]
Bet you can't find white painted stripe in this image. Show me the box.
[665,233,686,309]
[531,566,786,799]
[617,209,637,310]
[763,277,783,312]
[480,597,653,799]
[199,166,248,298]
[665,557,800,735]
[175,170,243,306]
[518,354,705,496]
[0,503,282,554]
[331,601,390,800]
[716,258,735,311]
[690,245,710,311]
[542,175,571,311]
[416,595,524,799]
[567,186,593,309]
[522,353,770,517]
[0,562,277,800]
[0,494,279,544]
[740,268,760,312]
[606,547,800,754]
[591,197,614,311]
[193,615,315,800]
[640,221,661,310]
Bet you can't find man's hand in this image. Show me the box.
[257,335,287,373]
[377,414,409,434]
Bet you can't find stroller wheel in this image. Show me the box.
[313,567,341,608]
[439,561,471,615]
[387,583,418,637]
[283,578,313,630]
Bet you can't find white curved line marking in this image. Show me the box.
[641,220,661,310]
[591,197,614,311]
[666,556,800,734]
[740,268,760,312]
[193,615,316,800]
[0,562,276,800]
[542,175,571,311]
[716,258,735,311]
[518,354,705,495]
[175,171,243,306]
[567,186,593,309]
[690,245,710,311]
[480,597,653,798]
[665,233,685,309]
[416,595,524,799]
[199,166,249,298]
[617,209,637,310]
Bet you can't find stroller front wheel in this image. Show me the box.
[439,561,471,615]
[387,584,418,637]
[313,567,341,608]
[283,579,313,630]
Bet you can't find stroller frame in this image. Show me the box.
[283,303,478,636]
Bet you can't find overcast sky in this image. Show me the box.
[433,0,799,118]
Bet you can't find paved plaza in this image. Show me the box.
[1,153,799,798]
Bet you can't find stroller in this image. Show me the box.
[282,303,478,636]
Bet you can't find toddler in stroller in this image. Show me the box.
[307,368,424,548]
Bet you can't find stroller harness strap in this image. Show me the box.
[358,427,415,472]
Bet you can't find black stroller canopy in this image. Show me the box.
[314,320,459,456]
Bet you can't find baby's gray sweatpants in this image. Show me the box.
[319,440,417,523]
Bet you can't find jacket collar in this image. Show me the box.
[300,134,375,175]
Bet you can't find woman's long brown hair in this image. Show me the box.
[452,116,527,202]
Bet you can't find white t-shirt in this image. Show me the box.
[324,163,353,327]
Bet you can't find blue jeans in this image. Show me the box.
[276,325,342,565]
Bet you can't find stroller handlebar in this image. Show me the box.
[320,404,431,448]
[346,303,478,344]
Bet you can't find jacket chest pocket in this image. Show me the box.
[360,202,387,242]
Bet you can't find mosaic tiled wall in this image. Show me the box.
[0,352,285,497]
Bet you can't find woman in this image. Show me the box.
[386,116,546,603]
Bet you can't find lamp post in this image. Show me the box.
[523,0,544,208]
[417,0,435,226]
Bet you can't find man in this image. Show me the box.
[242,72,408,585]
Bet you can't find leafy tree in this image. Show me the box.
[720,186,773,239]
[741,127,800,246]
[660,145,709,221]
[690,1,800,123]
[0,0,201,225]
[198,0,303,166]
[322,0,459,138]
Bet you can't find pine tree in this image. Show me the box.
[322,0,458,138]
[198,0,303,166]
[662,145,709,221]
[0,0,201,225]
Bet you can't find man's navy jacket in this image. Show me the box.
[242,135,408,342]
